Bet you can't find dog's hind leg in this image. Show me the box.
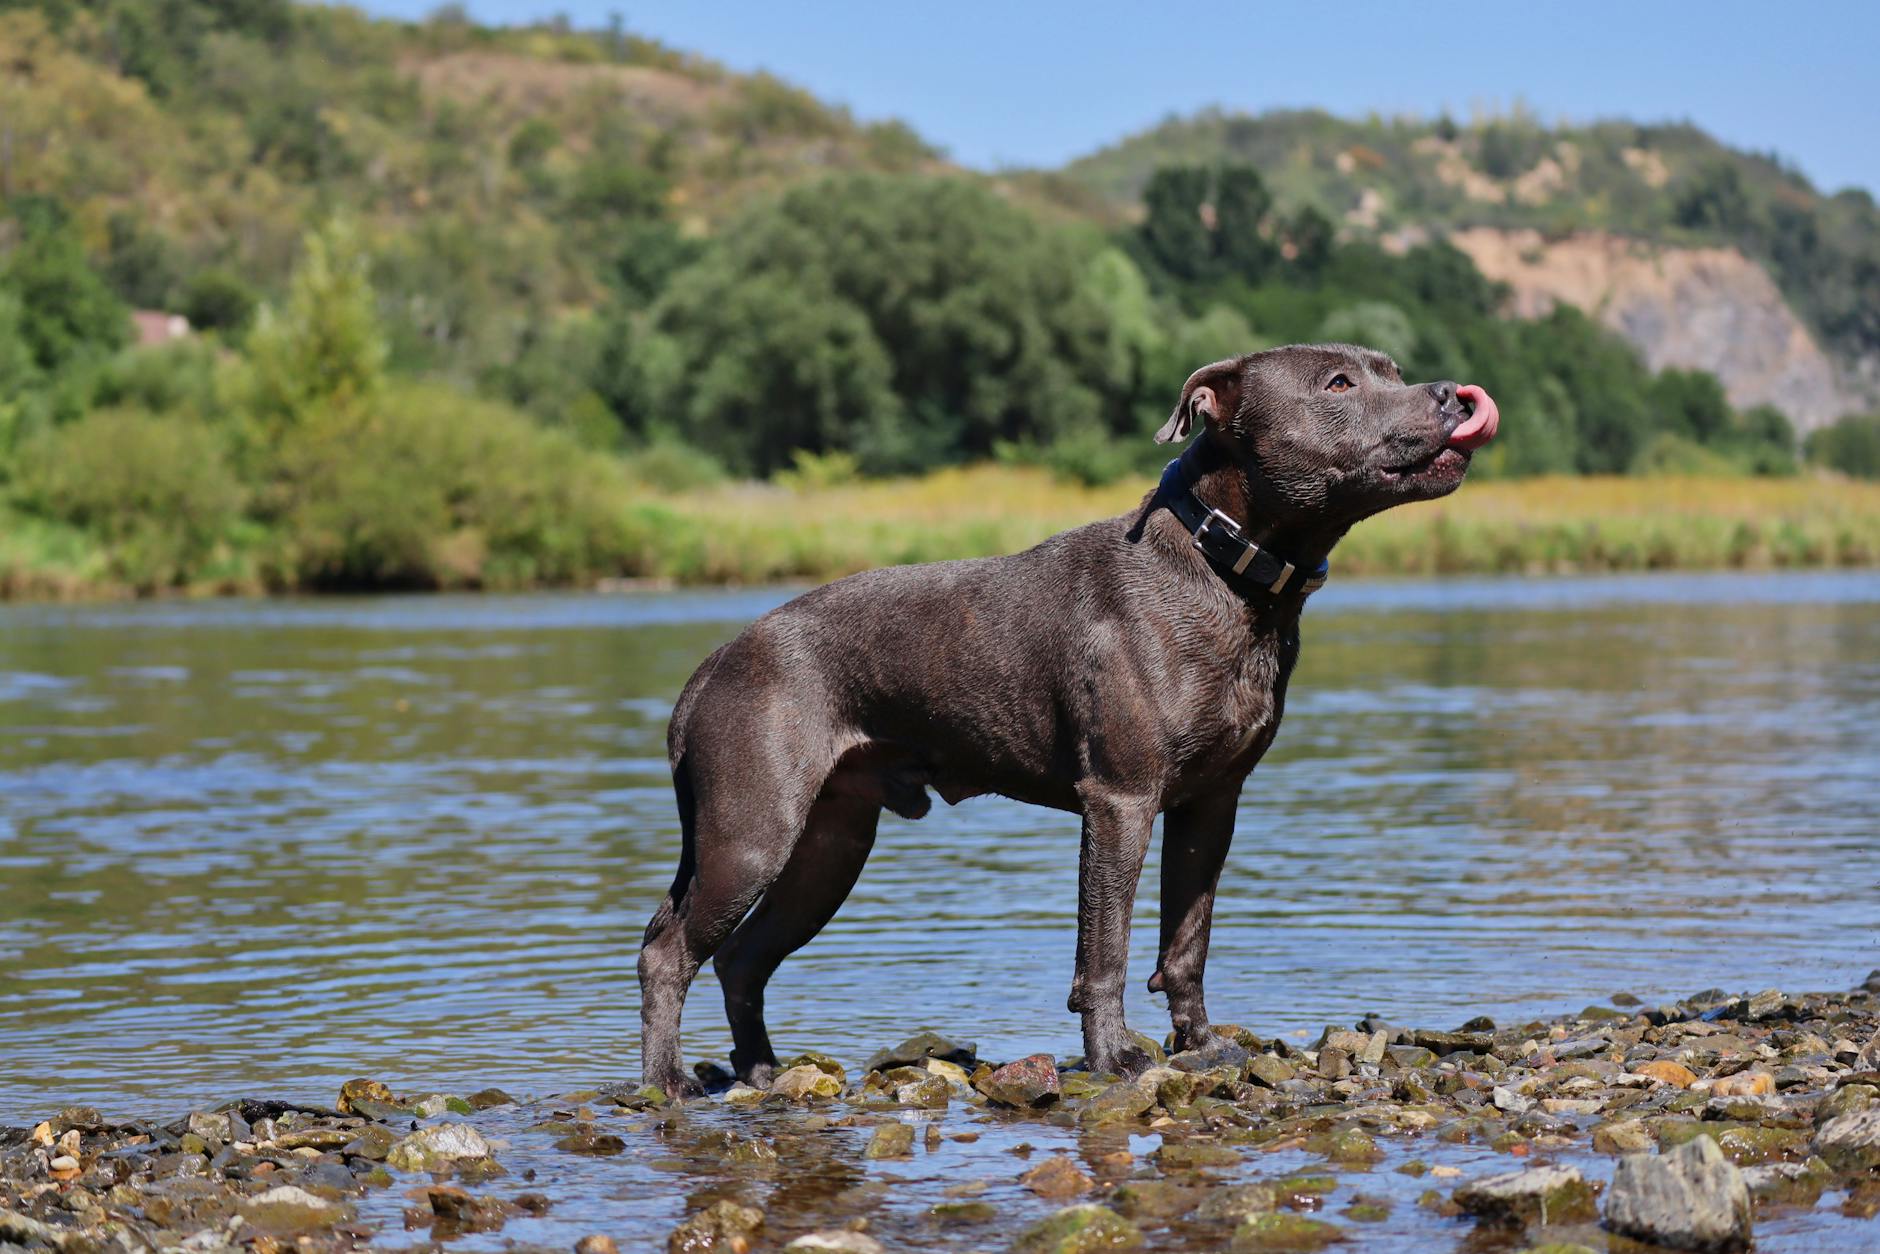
[638,745,819,1098]
[714,794,879,1087]
[1147,789,1237,1055]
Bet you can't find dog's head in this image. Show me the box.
[1155,342,1499,527]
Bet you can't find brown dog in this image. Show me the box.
[637,342,1500,1096]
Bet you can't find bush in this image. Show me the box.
[269,383,636,589]
[181,268,260,333]
[1806,414,1880,479]
[10,408,245,589]
[1631,433,1744,477]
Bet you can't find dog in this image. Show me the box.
[637,342,1500,1096]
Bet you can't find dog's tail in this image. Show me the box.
[641,751,699,948]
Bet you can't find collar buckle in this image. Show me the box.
[1191,506,1241,548]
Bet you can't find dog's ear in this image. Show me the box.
[1154,356,1243,444]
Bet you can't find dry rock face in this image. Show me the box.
[1448,227,1867,430]
[1604,1135,1752,1252]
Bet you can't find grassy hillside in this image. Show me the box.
[0,2,1877,600]
[0,0,938,374]
[1058,108,1880,369]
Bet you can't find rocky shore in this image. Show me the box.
[5,978,1879,1252]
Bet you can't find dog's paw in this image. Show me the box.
[1099,1045,1154,1080]
[648,1069,706,1101]
[742,1061,777,1090]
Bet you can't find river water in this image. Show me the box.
[3,570,1875,1116]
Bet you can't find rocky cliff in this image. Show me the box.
[1445,229,1865,432]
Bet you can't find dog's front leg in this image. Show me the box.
[1068,788,1158,1077]
[1148,789,1237,1056]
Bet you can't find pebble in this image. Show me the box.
[6,977,1877,1251]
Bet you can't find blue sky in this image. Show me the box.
[354,0,1880,195]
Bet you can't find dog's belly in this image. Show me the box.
[821,738,1081,818]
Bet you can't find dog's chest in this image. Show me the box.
[1180,632,1293,778]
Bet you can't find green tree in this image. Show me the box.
[632,174,1123,475]
[1649,368,1731,445]
[1806,414,1880,479]
[244,218,388,424]
[0,198,129,372]
[1140,165,1213,281]
[1283,205,1335,278]
[1213,164,1276,281]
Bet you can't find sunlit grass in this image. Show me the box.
[6,470,1878,599]
[634,468,1880,584]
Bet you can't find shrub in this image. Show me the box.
[1806,414,1880,479]
[10,409,245,589]
[269,383,635,589]
[181,268,260,333]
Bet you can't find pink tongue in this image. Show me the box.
[1448,385,1500,451]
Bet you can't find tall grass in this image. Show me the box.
[635,468,1880,585]
[4,467,1878,600]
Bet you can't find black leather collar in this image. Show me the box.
[1157,448,1328,598]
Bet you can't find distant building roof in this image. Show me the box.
[131,310,191,348]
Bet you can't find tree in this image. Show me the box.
[1806,414,1880,479]
[1213,164,1276,281]
[1139,165,1213,281]
[244,218,387,424]
[1673,162,1753,235]
[1649,368,1731,445]
[0,197,129,372]
[628,174,1125,475]
[1283,206,1335,278]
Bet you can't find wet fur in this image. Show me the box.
[637,343,1483,1095]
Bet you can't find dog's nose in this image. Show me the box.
[1428,381,1458,409]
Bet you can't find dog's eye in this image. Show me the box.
[1326,374,1353,393]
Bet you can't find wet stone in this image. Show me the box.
[975,1053,1061,1108]
[929,1200,997,1224]
[1194,1183,1278,1222]
[1741,1159,1831,1207]
[1021,1154,1094,1199]
[574,1237,618,1254]
[784,1051,849,1086]
[668,1199,764,1253]
[862,1122,915,1160]
[385,1122,491,1172]
[1153,1141,1240,1172]
[467,1088,516,1110]
[1813,1107,1880,1173]
[340,1125,398,1161]
[1013,1203,1143,1253]
[336,1079,395,1114]
[864,1031,975,1073]
[1453,1164,1598,1226]
[237,1184,354,1234]
[1243,1055,1295,1088]
[1231,1212,1343,1251]
[1109,1179,1198,1220]
[769,1065,842,1102]
[783,1233,884,1253]
[1605,1136,1752,1253]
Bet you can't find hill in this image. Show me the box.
[1057,108,1880,428]
[1,2,1878,599]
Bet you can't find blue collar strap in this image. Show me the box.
[1157,455,1329,598]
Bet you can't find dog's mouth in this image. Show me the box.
[1381,384,1501,482]
[1447,385,1500,451]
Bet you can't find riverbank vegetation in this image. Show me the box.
[1,2,1878,599]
